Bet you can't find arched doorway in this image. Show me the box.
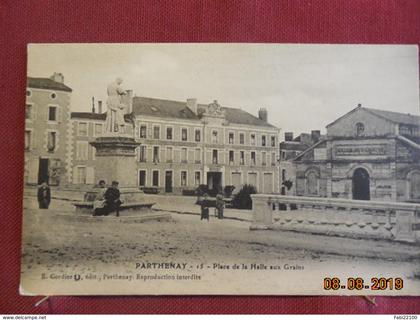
[352,168,370,200]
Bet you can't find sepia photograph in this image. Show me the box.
[21,43,420,296]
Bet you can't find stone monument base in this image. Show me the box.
[72,135,172,221]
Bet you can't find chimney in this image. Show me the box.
[120,89,133,114]
[284,132,294,141]
[186,98,198,114]
[91,97,95,113]
[50,72,64,83]
[258,108,268,122]
[311,130,321,143]
[97,100,103,114]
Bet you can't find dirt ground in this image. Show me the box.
[20,196,420,295]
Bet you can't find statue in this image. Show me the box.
[105,78,127,134]
[208,100,223,115]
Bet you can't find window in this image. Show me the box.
[250,133,256,146]
[195,148,201,163]
[47,132,57,152]
[76,167,87,184]
[180,171,187,187]
[262,135,266,146]
[152,170,159,187]
[166,127,173,140]
[94,123,103,136]
[139,170,146,187]
[355,122,365,136]
[281,169,286,181]
[24,130,31,150]
[139,146,147,162]
[26,90,31,97]
[239,133,245,145]
[251,151,256,166]
[181,128,188,141]
[212,130,218,143]
[181,148,188,163]
[153,146,160,163]
[212,149,218,164]
[194,172,201,186]
[262,152,267,166]
[25,104,33,120]
[229,132,234,144]
[166,147,173,162]
[400,125,411,136]
[48,106,57,121]
[78,122,88,136]
[153,126,160,139]
[76,141,88,160]
[271,152,276,166]
[240,151,245,165]
[90,145,96,160]
[195,129,201,142]
[140,125,147,138]
[271,136,276,147]
[50,92,57,99]
[229,150,234,165]
[281,150,286,161]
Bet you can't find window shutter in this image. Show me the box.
[72,167,78,184]
[86,167,95,184]
[27,158,39,184]
[32,104,37,120]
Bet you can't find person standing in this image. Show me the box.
[37,181,51,209]
[200,193,210,221]
[104,181,122,216]
[216,192,225,219]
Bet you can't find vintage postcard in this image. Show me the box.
[21,43,420,296]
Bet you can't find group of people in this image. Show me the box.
[92,180,122,217]
[36,180,122,217]
[199,192,225,221]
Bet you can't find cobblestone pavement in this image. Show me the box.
[20,196,420,295]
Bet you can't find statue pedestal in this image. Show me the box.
[74,135,171,220]
[90,134,142,198]
[89,135,144,203]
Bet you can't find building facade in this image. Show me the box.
[68,97,280,194]
[293,105,420,203]
[24,73,72,186]
[279,131,321,195]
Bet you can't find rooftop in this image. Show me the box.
[132,96,276,128]
[327,105,420,128]
[27,77,72,92]
[364,107,420,127]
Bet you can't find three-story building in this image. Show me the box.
[70,97,280,194]
[24,73,72,185]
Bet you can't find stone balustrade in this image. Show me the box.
[250,194,420,243]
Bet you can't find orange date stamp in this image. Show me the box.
[323,277,404,291]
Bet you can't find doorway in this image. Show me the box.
[352,168,370,200]
[207,172,222,196]
[165,171,173,193]
[38,158,49,185]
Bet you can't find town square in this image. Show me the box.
[21,44,420,295]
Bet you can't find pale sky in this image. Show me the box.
[28,44,419,135]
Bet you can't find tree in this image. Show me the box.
[232,184,257,210]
